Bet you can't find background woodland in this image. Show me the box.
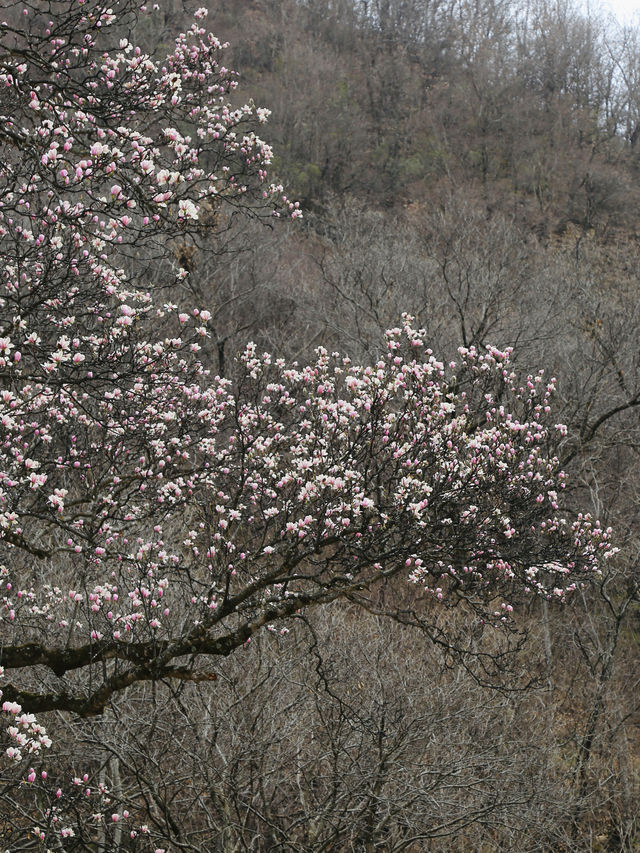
[4,0,640,850]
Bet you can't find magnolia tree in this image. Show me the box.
[0,0,617,849]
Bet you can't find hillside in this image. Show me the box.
[2,1,640,850]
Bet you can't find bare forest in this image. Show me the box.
[2,0,640,850]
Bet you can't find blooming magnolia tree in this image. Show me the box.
[0,0,616,848]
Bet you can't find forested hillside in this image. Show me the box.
[1,0,640,850]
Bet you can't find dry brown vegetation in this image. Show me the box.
[5,0,640,849]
